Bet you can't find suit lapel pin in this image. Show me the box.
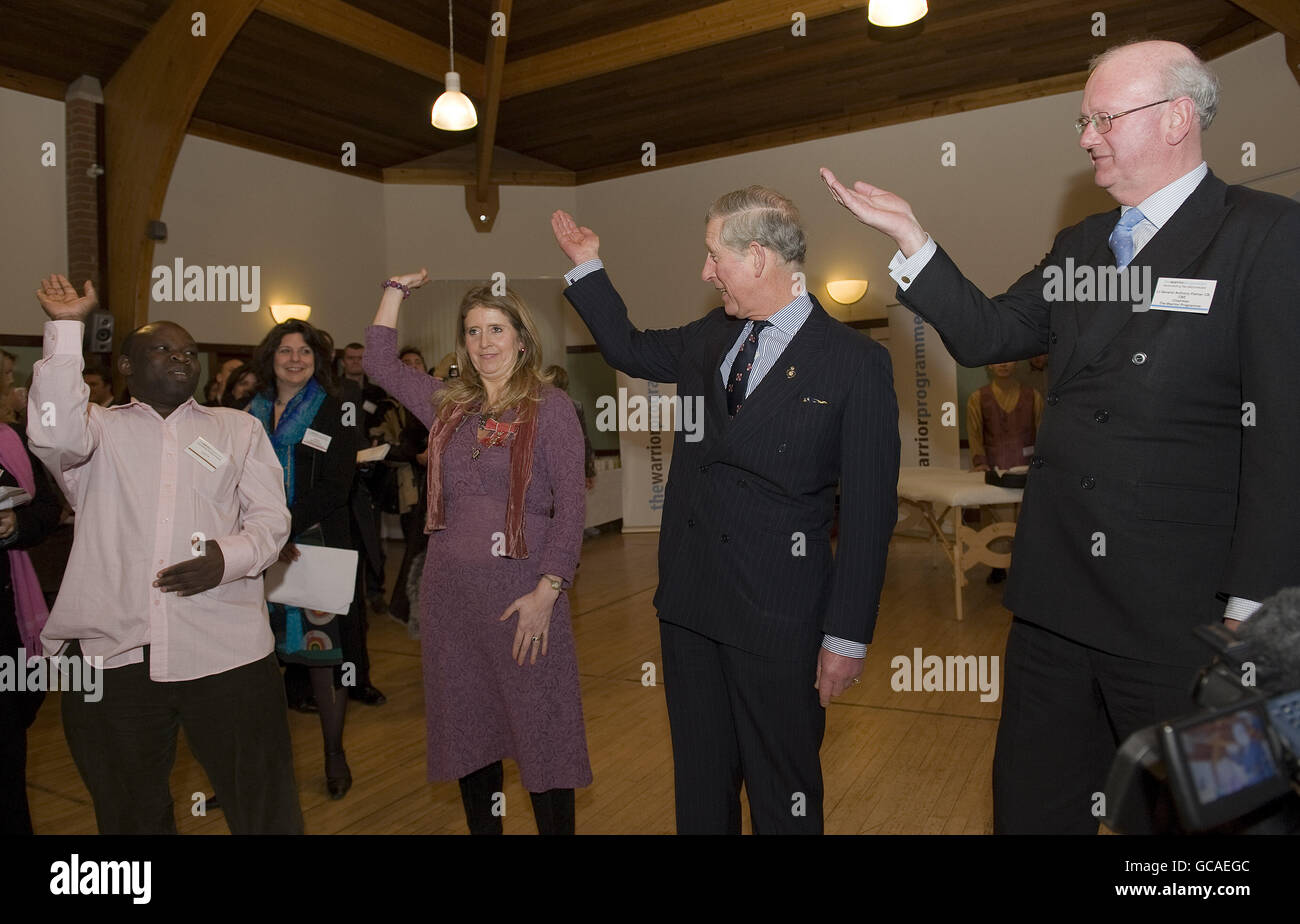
[785,366,796,379]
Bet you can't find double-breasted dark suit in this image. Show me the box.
[566,269,899,832]
[897,170,1300,831]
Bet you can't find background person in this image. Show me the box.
[543,365,596,492]
[248,320,361,798]
[376,347,430,626]
[219,363,258,411]
[0,392,61,834]
[81,368,114,407]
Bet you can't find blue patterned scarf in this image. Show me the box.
[248,377,327,653]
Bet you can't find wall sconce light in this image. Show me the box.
[269,304,312,323]
[826,280,869,305]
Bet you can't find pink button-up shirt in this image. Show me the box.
[27,320,290,681]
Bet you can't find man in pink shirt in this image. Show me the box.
[27,275,301,834]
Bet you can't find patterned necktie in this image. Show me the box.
[1108,207,1147,270]
[726,320,769,416]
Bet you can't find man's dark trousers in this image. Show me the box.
[61,644,303,834]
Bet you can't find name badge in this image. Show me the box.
[362,400,377,415]
[302,428,332,453]
[1149,277,1216,314]
[186,437,228,472]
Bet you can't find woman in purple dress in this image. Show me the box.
[364,270,590,834]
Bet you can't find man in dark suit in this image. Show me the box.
[822,39,1300,833]
[551,188,899,834]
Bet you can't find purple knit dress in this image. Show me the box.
[364,326,592,792]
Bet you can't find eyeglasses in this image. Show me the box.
[1074,98,1171,135]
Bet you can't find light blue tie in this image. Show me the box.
[1109,207,1146,269]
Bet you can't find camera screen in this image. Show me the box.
[1178,708,1281,805]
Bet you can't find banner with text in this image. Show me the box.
[613,371,677,533]
[886,303,959,468]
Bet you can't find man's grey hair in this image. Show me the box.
[705,186,807,266]
[1090,41,1219,131]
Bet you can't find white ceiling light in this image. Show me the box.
[868,0,928,28]
[431,1,477,131]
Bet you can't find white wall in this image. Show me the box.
[0,87,67,335]
[380,183,580,345]
[153,135,386,349]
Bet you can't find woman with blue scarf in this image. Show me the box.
[249,320,360,799]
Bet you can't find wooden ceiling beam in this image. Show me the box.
[259,0,485,95]
[567,12,1276,185]
[0,65,65,101]
[104,0,261,333]
[469,0,512,232]
[188,118,384,181]
[1195,19,1274,59]
[1228,0,1300,40]
[573,70,1090,185]
[383,166,575,186]
[502,0,864,99]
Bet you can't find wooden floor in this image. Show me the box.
[26,531,1013,834]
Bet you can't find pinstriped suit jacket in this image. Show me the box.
[566,270,899,657]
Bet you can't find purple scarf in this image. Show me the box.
[0,425,49,655]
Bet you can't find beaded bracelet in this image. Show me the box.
[382,279,411,299]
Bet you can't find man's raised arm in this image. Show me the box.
[27,275,101,482]
[819,168,1048,365]
[552,210,696,384]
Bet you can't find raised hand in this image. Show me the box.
[374,269,429,328]
[36,275,97,321]
[389,268,430,291]
[819,168,929,258]
[551,210,600,266]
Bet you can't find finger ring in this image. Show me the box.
[851,678,860,685]
[531,635,541,642]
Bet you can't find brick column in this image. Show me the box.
[65,75,104,305]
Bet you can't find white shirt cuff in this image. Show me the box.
[1223,596,1262,622]
[888,236,937,291]
[44,319,87,356]
[564,259,603,286]
[822,635,867,658]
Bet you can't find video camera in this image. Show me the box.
[1104,589,1300,834]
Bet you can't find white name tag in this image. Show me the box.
[1149,277,1216,313]
[362,400,377,415]
[302,428,332,453]
[186,437,228,472]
